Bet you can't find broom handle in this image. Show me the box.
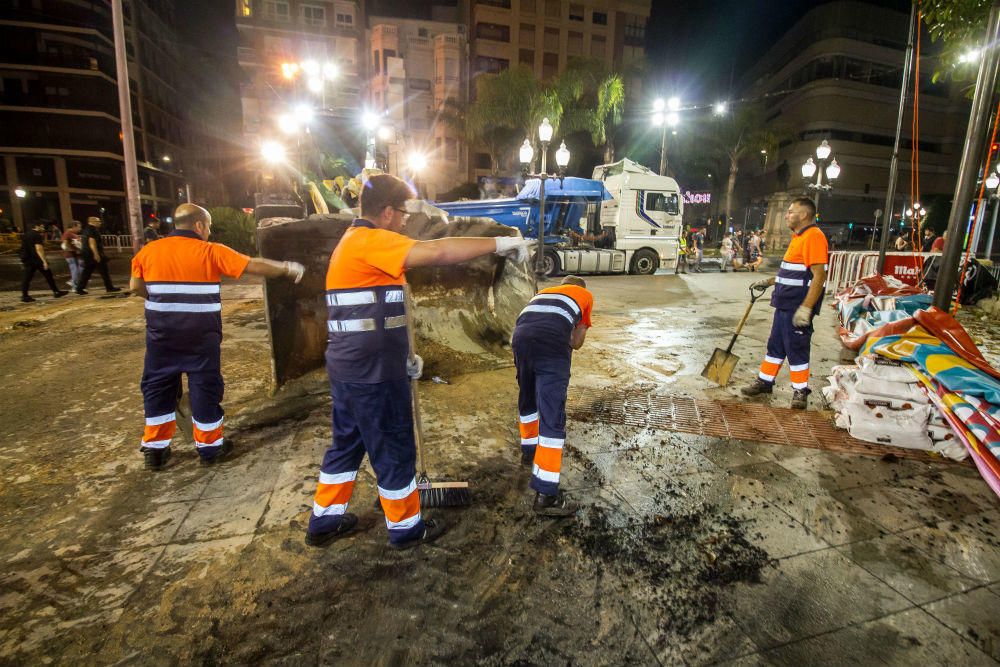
[403,284,427,476]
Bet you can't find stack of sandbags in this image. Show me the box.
[823,355,966,460]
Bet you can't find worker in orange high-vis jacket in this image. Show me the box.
[513,275,593,518]
[741,197,828,409]
[130,203,305,470]
[306,174,533,550]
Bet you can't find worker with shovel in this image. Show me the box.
[306,174,533,550]
[513,275,593,518]
[741,197,828,409]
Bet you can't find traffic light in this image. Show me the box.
[848,222,854,230]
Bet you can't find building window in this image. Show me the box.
[542,52,558,78]
[301,4,326,26]
[567,31,582,55]
[409,78,431,90]
[519,48,534,66]
[623,14,645,44]
[475,153,492,169]
[445,138,458,161]
[520,0,536,12]
[476,22,511,42]
[592,10,607,25]
[263,1,290,21]
[335,12,353,26]
[590,34,605,57]
[545,0,560,18]
[519,23,535,47]
[372,50,380,73]
[240,0,252,17]
[475,56,510,74]
[543,27,559,50]
[569,3,583,21]
[418,27,429,37]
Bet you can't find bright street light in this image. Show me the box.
[555,141,570,169]
[519,139,534,165]
[826,158,841,180]
[408,151,428,172]
[307,77,323,93]
[816,139,832,160]
[14,187,26,198]
[714,101,728,116]
[294,104,314,124]
[161,155,172,163]
[538,117,553,144]
[281,62,299,79]
[652,98,665,113]
[987,174,1000,189]
[666,112,680,127]
[377,125,393,141]
[361,111,380,131]
[260,140,286,163]
[667,96,681,111]
[801,157,817,179]
[959,49,981,63]
[652,112,664,127]
[277,113,299,134]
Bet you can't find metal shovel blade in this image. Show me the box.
[702,347,741,386]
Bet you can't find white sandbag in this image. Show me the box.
[854,374,928,404]
[932,439,968,461]
[841,401,933,450]
[845,383,928,411]
[857,354,917,383]
[927,424,954,442]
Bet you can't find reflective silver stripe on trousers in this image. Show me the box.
[775,276,805,287]
[384,315,406,329]
[326,290,376,306]
[327,318,376,332]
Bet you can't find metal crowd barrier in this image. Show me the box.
[827,250,940,295]
[101,235,133,253]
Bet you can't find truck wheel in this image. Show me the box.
[542,249,562,277]
[629,249,658,275]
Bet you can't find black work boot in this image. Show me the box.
[305,513,359,547]
[388,518,447,551]
[533,491,578,518]
[21,295,35,303]
[141,445,171,470]
[741,379,774,397]
[53,290,68,298]
[200,439,233,465]
[791,389,810,410]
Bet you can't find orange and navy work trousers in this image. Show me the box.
[140,347,225,459]
[758,308,812,392]
[309,378,424,545]
[513,333,571,497]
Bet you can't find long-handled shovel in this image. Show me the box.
[701,284,768,386]
[404,284,472,508]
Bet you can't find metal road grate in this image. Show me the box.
[568,387,953,463]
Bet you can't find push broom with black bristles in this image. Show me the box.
[404,284,472,508]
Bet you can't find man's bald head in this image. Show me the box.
[173,203,210,230]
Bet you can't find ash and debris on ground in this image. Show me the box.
[565,484,774,641]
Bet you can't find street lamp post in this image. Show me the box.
[652,97,680,176]
[801,140,841,211]
[520,118,570,277]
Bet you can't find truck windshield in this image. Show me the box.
[645,192,679,215]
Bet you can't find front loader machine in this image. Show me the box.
[256,211,536,388]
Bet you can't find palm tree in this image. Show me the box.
[553,58,626,163]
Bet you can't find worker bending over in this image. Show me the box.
[306,174,533,550]
[514,275,593,518]
[741,197,828,409]
[130,203,304,469]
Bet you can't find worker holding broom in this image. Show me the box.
[741,197,828,409]
[513,275,594,518]
[306,174,533,549]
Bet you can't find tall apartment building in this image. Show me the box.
[468,0,650,182]
[236,0,365,190]
[0,0,198,233]
[738,1,970,248]
[367,17,468,199]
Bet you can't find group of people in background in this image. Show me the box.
[17,215,145,302]
[678,224,766,274]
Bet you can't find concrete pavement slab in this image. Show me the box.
[768,448,934,492]
[898,510,1000,584]
[836,532,981,604]
[754,607,997,667]
[730,547,912,649]
[742,504,830,559]
[923,587,1000,663]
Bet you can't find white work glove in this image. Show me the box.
[283,261,305,284]
[750,278,772,291]
[494,236,534,264]
[792,305,813,328]
[406,354,423,380]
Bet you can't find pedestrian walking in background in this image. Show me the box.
[75,216,122,295]
[895,234,908,251]
[676,227,689,274]
[691,228,705,272]
[741,198,828,410]
[721,232,734,271]
[921,228,936,253]
[20,221,68,303]
[130,203,306,471]
[61,220,83,290]
[144,217,162,243]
